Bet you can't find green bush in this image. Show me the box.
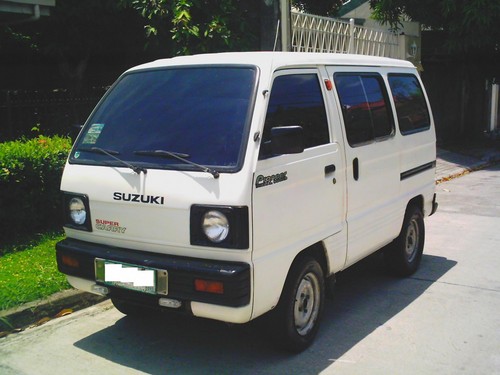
[0,135,72,243]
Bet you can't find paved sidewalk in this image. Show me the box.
[1,143,499,335]
[436,144,500,182]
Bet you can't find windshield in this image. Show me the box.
[71,66,258,172]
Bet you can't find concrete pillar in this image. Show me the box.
[280,0,291,52]
[489,83,499,132]
[260,0,291,51]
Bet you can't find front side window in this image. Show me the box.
[260,73,329,159]
[71,66,257,172]
[388,74,431,135]
[334,73,394,147]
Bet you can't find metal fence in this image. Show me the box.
[0,88,107,141]
[291,11,400,58]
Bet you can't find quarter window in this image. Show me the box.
[260,74,329,159]
[334,74,394,147]
[388,74,431,135]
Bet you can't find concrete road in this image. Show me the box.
[1,165,499,375]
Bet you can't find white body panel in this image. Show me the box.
[252,143,347,317]
[327,66,402,267]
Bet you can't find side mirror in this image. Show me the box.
[270,126,304,155]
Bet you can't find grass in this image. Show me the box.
[0,232,71,311]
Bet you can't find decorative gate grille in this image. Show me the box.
[291,11,400,58]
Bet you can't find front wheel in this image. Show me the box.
[269,256,325,352]
[385,205,425,277]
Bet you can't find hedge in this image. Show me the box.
[0,135,72,244]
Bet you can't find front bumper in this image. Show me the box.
[56,238,251,309]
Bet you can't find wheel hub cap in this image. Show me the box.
[294,273,320,336]
[405,218,419,262]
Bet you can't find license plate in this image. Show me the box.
[95,258,168,295]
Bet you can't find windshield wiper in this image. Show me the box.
[80,147,147,175]
[134,149,219,179]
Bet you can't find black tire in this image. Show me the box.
[111,298,151,317]
[385,205,425,277]
[269,256,325,352]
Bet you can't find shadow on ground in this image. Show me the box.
[74,253,456,374]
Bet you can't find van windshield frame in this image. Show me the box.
[70,65,259,174]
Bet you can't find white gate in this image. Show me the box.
[291,11,400,58]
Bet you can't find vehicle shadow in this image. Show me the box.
[74,253,456,374]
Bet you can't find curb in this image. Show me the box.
[435,146,500,184]
[435,160,498,184]
[0,289,107,335]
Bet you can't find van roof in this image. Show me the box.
[128,52,415,72]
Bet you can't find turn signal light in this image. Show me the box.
[194,279,224,294]
[61,255,80,268]
[324,78,333,91]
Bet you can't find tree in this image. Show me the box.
[122,0,260,55]
[369,0,500,55]
[292,0,343,17]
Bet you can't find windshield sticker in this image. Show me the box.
[255,171,288,188]
[82,123,105,144]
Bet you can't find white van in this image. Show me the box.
[56,52,438,352]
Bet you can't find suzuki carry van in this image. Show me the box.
[56,52,438,352]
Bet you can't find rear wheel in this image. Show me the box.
[385,205,425,276]
[269,256,325,352]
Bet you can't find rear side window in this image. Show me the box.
[260,73,329,159]
[334,73,394,147]
[388,74,431,135]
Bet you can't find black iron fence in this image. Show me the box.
[0,87,108,141]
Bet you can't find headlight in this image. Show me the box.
[63,193,92,231]
[69,197,87,225]
[202,210,229,243]
[190,205,248,249]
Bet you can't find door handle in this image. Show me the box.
[353,158,359,181]
[324,164,336,175]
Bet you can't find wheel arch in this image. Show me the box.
[293,241,330,278]
[399,195,424,232]
[408,195,424,212]
[391,195,425,238]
